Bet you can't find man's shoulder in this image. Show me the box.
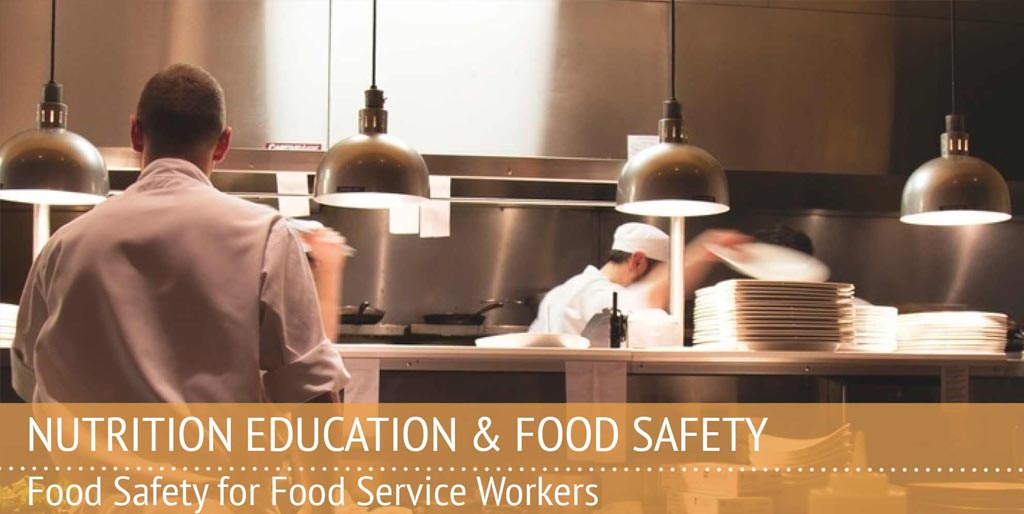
[203,188,282,221]
[50,187,285,249]
[137,180,286,229]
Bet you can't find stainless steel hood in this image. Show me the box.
[95,147,1024,218]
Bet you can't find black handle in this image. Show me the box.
[610,292,628,349]
[475,300,505,316]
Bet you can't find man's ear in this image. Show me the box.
[130,115,144,153]
[630,251,648,271]
[212,127,232,163]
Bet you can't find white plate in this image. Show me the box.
[899,335,1005,341]
[901,345,1005,350]
[897,349,1005,355]
[717,279,846,290]
[899,339,1004,345]
[899,334,1006,341]
[899,340,1005,347]
[727,325,851,332]
[743,341,841,351]
[722,284,852,293]
[710,312,849,319]
[899,325,1006,331]
[721,322,849,329]
[475,333,590,349]
[721,304,852,311]
[841,345,897,353]
[898,311,1006,320]
[856,305,898,313]
[724,323,850,330]
[721,292,853,301]
[286,219,356,256]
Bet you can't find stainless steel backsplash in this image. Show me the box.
[3,201,1022,323]
[321,206,1024,325]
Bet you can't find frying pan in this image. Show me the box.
[423,301,505,326]
[341,301,385,325]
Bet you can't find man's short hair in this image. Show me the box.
[754,224,815,256]
[607,250,656,268]
[607,250,658,281]
[135,63,226,157]
[607,250,633,264]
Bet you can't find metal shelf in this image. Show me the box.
[96,147,1024,216]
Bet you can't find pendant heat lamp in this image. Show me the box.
[0,0,108,206]
[616,0,728,217]
[314,0,430,209]
[616,0,728,345]
[900,0,1010,226]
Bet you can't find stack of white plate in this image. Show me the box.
[0,303,17,348]
[841,305,898,352]
[896,311,1007,354]
[694,280,855,351]
[908,483,1024,513]
[694,286,726,348]
[661,463,780,514]
[749,424,853,487]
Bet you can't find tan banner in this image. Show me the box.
[0,404,1022,513]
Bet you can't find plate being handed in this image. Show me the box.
[707,242,830,282]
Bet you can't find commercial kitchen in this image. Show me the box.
[2,0,1024,405]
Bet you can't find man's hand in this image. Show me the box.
[298,229,347,343]
[299,228,348,275]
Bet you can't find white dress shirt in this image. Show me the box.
[528,265,644,335]
[12,158,349,402]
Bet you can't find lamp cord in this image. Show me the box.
[49,0,56,84]
[327,0,333,143]
[371,0,377,89]
[668,0,676,102]
[949,0,957,115]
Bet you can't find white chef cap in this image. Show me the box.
[611,223,670,262]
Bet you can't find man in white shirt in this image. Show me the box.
[529,223,746,335]
[12,64,349,403]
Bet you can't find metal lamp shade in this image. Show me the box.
[901,115,1010,226]
[0,127,108,205]
[314,132,430,209]
[616,140,729,217]
[901,154,1010,226]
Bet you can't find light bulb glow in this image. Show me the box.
[0,189,105,205]
[900,210,1011,226]
[615,199,729,217]
[314,192,426,209]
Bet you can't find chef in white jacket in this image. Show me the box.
[529,223,746,335]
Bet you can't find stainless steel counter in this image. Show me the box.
[0,344,1019,403]
[335,345,1024,404]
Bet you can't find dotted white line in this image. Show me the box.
[6,465,1021,475]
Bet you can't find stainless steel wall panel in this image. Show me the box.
[537,0,667,159]
[327,0,565,156]
[318,204,601,326]
[5,198,1024,326]
[672,2,897,174]
[5,0,1024,175]
[0,0,330,150]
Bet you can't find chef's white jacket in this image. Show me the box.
[528,265,645,335]
[12,158,349,402]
